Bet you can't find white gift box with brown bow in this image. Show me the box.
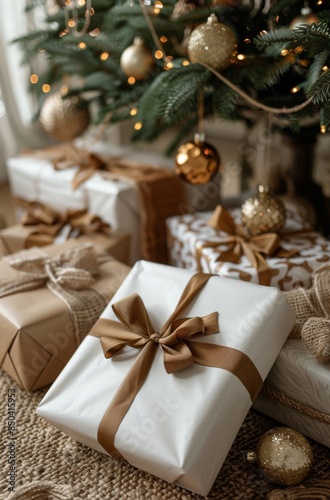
[37,260,295,496]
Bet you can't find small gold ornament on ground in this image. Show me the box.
[246,427,313,486]
[175,132,220,184]
[187,13,237,70]
[241,185,286,235]
[39,92,90,141]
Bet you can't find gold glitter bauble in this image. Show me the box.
[187,13,237,70]
[255,427,313,486]
[40,92,90,142]
[175,133,220,184]
[289,7,318,30]
[241,185,286,235]
[120,37,154,80]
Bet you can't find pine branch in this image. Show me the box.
[211,83,238,121]
[306,69,330,104]
[304,50,330,89]
[254,28,294,51]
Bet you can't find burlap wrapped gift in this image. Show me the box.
[0,240,130,391]
[0,201,130,264]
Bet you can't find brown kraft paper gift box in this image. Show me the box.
[0,240,130,391]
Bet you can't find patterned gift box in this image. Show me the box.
[37,260,295,496]
[166,206,330,291]
[0,240,130,391]
[254,338,330,447]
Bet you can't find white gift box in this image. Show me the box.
[37,260,295,496]
[254,338,330,447]
[7,155,141,264]
[166,207,330,291]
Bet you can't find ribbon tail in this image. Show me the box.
[0,275,46,297]
[186,340,263,402]
[98,341,158,459]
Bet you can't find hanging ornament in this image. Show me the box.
[171,0,199,19]
[246,427,313,486]
[175,132,220,184]
[39,92,90,142]
[241,185,286,235]
[187,14,237,70]
[289,6,318,30]
[120,37,154,81]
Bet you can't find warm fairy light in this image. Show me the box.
[128,77,136,84]
[165,61,173,69]
[130,108,138,116]
[79,42,87,49]
[78,0,86,5]
[321,125,326,133]
[89,28,100,36]
[260,30,267,35]
[59,30,68,37]
[281,49,289,56]
[100,52,109,60]
[275,15,279,22]
[154,1,163,7]
[155,50,163,59]
[182,60,190,66]
[317,0,323,4]
[60,85,69,95]
[237,54,246,61]
[244,38,251,43]
[65,0,71,5]
[42,84,51,93]
[160,36,167,42]
[134,122,142,130]
[30,74,38,84]
[322,65,328,71]
[68,18,76,28]
[291,86,299,93]
[153,8,160,14]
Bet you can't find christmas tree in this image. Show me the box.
[13,0,330,151]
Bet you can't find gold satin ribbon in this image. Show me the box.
[90,272,263,459]
[14,199,111,248]
[198,205,296,286]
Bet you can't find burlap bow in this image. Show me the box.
[284,263,330,363]
[91,272,263,459]
[1,243,108,344]
[199,205,294,286]
[15,199,111,248]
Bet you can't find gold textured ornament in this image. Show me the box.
[187,13,237,70]
[175,132,220,184]
[120,37,154,80]
[241,185,286,235]
[40,92,90,142]
[289,7,318,30]
[246,427,313,486]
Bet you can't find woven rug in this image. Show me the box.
[0,370,329,500]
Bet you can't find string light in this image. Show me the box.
[155,50,163,59]
[128,77,136,84]
[291,86,299,93]
[182,60,190,66]
[321,125,326,133]
[60,85,69,95]
[130,108,138,116]
[237,54,246,61]
[42,84,51,93]
[30,74,38,84]
[281,49,289,56]
[134,122,142,130]
[100,52,109,60]
[89,28,100,37]
[322,65,328,71]
[160,36,167,43]
[68,18,76,28]
[244,38,251,43]
[79,42,87,49]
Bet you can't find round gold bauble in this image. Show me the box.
[289,7,318,30]
[241,185,286,235]
[120,37,154,80]
[255,427,313,486]
[39,92,90,142]
[175,133,220,184]
[187,13,237,70]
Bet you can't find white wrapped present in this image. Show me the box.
[37,260,295,496]
[254,338,330,447]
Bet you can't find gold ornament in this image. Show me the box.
[246,427,313,486]
[241,185,286,235]
[289,7,318,30]
[175,132,220,184]
[40,92,90,142]
[120,37,154,80]
[187,14,237,70]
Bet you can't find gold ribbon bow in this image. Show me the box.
[15,199,111,248]
[198,205,290,286]
[1,243,107,344]
[90,272,263,459]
